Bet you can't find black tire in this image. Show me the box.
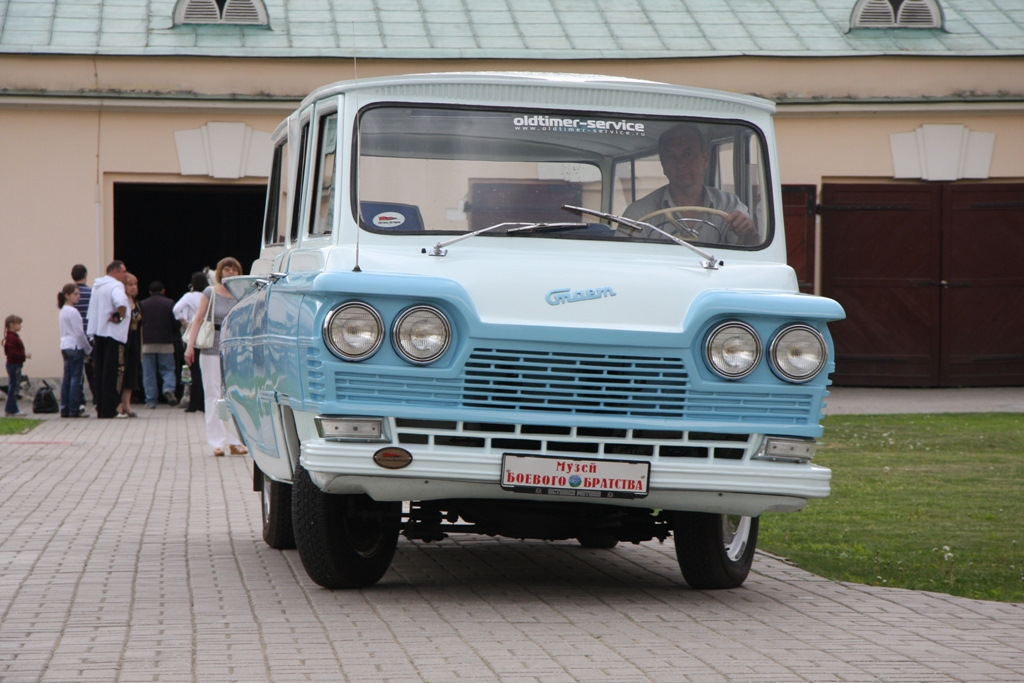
[576,533,619,549]
[291,464,401,588]
[261,472,296,550]
[671,512,758,589]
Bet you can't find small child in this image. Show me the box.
[58,284,92,418]
[4,314,32,417]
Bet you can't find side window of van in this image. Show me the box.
[290,122,309,244]
[309,112,338,236]
[262,140,288,246]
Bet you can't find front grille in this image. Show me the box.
[396,419,754,461]
[325,346,817,426]
[462,348,687,417]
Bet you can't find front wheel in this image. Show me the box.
[291,464,401,588]
[261,472,295,550]
[671,512,758,589]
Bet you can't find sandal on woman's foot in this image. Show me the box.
[229,444,248,455]
[213,448,225,457]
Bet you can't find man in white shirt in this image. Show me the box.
[86,260,130,418]
[623,123,759,246]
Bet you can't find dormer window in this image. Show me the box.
[850,0,943,29]
[173,0,269,26]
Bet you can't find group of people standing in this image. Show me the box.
[4,257,248,458]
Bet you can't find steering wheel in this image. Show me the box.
[639,206,729,240]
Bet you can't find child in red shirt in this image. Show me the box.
[4,314,31,416]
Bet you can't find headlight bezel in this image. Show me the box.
[322,301,385,361]
[768,323,828,383]
[391,304,452,365]
[704,320,762,380]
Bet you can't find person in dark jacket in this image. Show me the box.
[118,273,142,418]
[173,272,209,412]
[139,281,180,408]
[4,314,31,416]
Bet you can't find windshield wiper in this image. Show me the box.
[428,221,588,256]
[506,222,590,234]
[562,205,721,270]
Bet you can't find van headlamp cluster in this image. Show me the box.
[392,305,451,364]
[323,301,451,365]
[324,302,384,361]
[705,322,761,379]
[769,324,828,383]
[705,321,827,383]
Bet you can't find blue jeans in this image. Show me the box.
[142,352,177,405]
[5,362,23,415]
[61,349,87,416]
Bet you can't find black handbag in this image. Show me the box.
[33,380,60,414]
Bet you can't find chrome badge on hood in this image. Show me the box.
[545,287,617,306]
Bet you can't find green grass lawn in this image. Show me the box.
[0,416,38,435]
[759,413,1024,603]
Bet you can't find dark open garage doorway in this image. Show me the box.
[113,183,265,301]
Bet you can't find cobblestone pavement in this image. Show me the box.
[1,403,1022,682]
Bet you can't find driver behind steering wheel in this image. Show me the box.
[623,123,759,245]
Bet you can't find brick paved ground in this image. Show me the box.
[1,407,1022,682]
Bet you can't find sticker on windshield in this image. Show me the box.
[372,212,406,228]
[512,115,646,137]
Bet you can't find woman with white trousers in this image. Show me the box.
[183,257,248,457]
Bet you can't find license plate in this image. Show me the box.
[500,454,650,499]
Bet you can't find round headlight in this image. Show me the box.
[770,324,827,383]
[323,302,384,361]
[393,305,451,364]
[705,321,761,379]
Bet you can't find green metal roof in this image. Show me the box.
[0,0,1022,59]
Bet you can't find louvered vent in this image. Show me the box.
[173,0,269,26]
[854,0,895,26]
[850,0,942,29]
[181,0,220,23]
[223,0,265,24]
[897,0,941,26]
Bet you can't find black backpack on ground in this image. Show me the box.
[33,380,60,414]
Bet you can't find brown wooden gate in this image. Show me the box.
[782,185,817,294]
[821,183,1024,387]
[941,185,1024,385]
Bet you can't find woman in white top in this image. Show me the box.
[172,271,209,329]
[58,283,92,418]
[184,258,247,457]
[173,271,210,413]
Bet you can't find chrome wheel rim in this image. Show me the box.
[723,515,752,562]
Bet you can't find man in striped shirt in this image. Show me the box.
[72,264,96,407]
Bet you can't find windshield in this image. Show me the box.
[356,105,770,248]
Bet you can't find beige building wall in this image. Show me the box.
[776,109,1024,183]
[2,55,1022,378]
[0,101,285,378]
[6,55,1021,101]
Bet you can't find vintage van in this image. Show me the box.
[219,72,845,589]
